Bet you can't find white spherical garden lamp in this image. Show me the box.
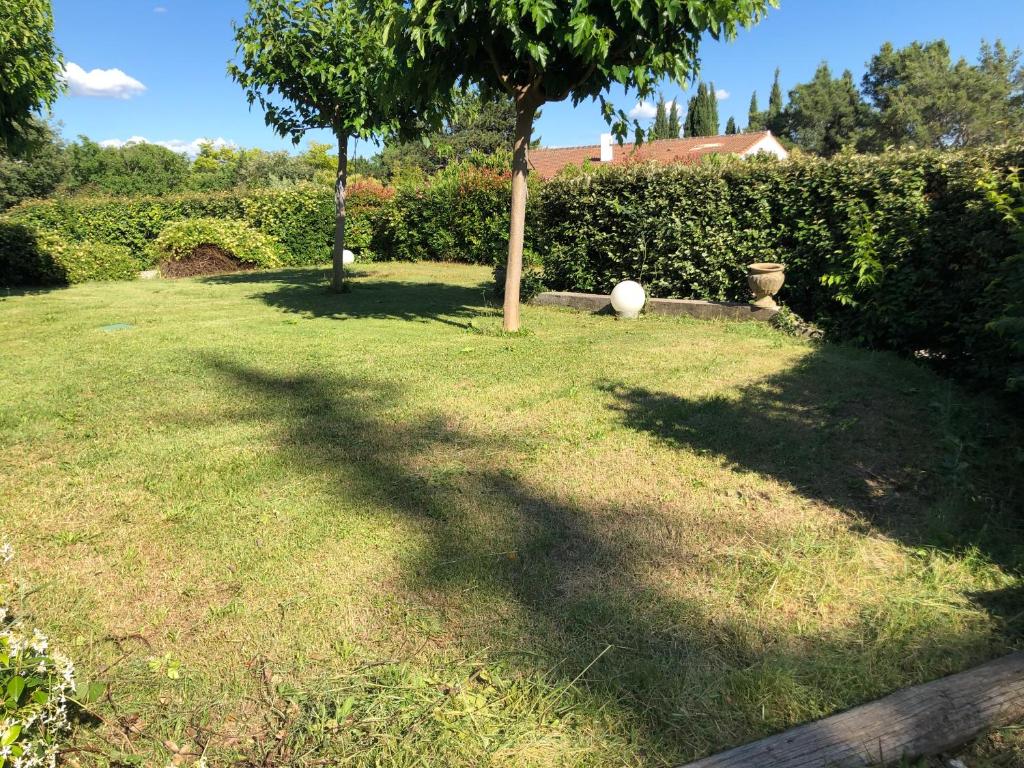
[342,249,356,265]
[610,280,646,320]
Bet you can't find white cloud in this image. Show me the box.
[153,5,167,12]
[99,136,237,158]
[715,89,730,101]
[62,62,146,99]
[629,98,678,120]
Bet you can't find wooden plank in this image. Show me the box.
[679,653,1024,768]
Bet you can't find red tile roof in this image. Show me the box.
[528,131,777,180]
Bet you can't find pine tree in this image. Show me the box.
[652,94,670,139]
[725,116,737,134]
[667,99,681,138]
[768,67,783,118]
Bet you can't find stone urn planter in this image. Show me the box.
[747,262,786,309]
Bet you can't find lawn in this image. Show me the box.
[1,262,1021,767]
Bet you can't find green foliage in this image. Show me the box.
[538,143,1024,393]
[63,137,191,196]
[862,40,1024,150]
[242,184,335,266]
[0,119,65,210]
[374,163,532,265]
[379,92,519,177]
[0,223,138,286]
[0,0,63,155]
[1,541,76,767]
[152,218,284,269]
[777,64,869,156]
[4,192,247,260]
[685,83,719,137]
[747,91,762,131]
[768,67,784,118]
[725,116,738,135]
[402,0,773,141]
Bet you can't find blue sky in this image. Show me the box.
[50,0,1024,157]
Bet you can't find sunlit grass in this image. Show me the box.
[1,262,1021,767]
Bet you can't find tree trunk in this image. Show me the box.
[329,133,349,293]
[503,93,538,332]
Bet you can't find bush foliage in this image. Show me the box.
[0,223,138,285]
[152,218,284,269]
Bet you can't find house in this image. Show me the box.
[528,130,789,180]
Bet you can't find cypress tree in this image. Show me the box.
[725,116,737,134]
[748,90,762,130]
[667,99,681,138]
[708,82,720,135]
[652,94,670,139]
[768,67,783,118]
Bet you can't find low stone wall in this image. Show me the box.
[532,291,777,322]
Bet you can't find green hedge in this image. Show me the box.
[538,144,1024,393]
[0,223,138,285]
[4,192,246,263]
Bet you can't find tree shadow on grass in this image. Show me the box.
[202,266,493,327]
[201,352,1019,763]
[601,345,1024,598]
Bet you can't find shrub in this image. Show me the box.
[1,542,76,768]
[241,183,335,266]
[152,218,283,269]
[0,223,138,286]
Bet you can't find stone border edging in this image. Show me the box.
[531,291,778,322]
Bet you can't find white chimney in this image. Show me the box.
[600,133,613,162]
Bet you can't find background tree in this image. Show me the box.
[667,99,682,139]
[767,66,783,122]
[685,82,719,137]
[0,0,64,156]
[725,116,737,134]
[0,118,65,210]
[747,90,763,130]
[777,62,868,156]
[230,0,428,292]
[379,92,520,176]
[862,39,1024,150]
[398,0,773,331]
[651,94,670,139]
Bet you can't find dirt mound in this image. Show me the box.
[160,244,256,278]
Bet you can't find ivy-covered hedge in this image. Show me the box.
[538,144,1024,393]
[151,218,284,269]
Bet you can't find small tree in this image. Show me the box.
[747,90,763,130]
[398,0,773,331]
[685,83,719,137]
[0,0,64,156]
[725,116,738,134]
[768,67,784,119]
[230,0,428,292]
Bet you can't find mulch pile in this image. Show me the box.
[159,245,256,278]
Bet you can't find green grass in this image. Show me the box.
[1,262,1022,767]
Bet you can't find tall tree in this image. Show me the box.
[777,62,868,156]
[747,90,763,130]
[667,99,682,139]
[230,0,435,293]
[0,0,64,155]
[863,39,1024,150]
[396,0,774,331]
[768,67,783,119]
[685,83,719,137]
[725,116,737,134]
[651,94,670,139]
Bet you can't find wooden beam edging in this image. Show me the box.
[678,652,1024,768]
[531,291,778,322]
